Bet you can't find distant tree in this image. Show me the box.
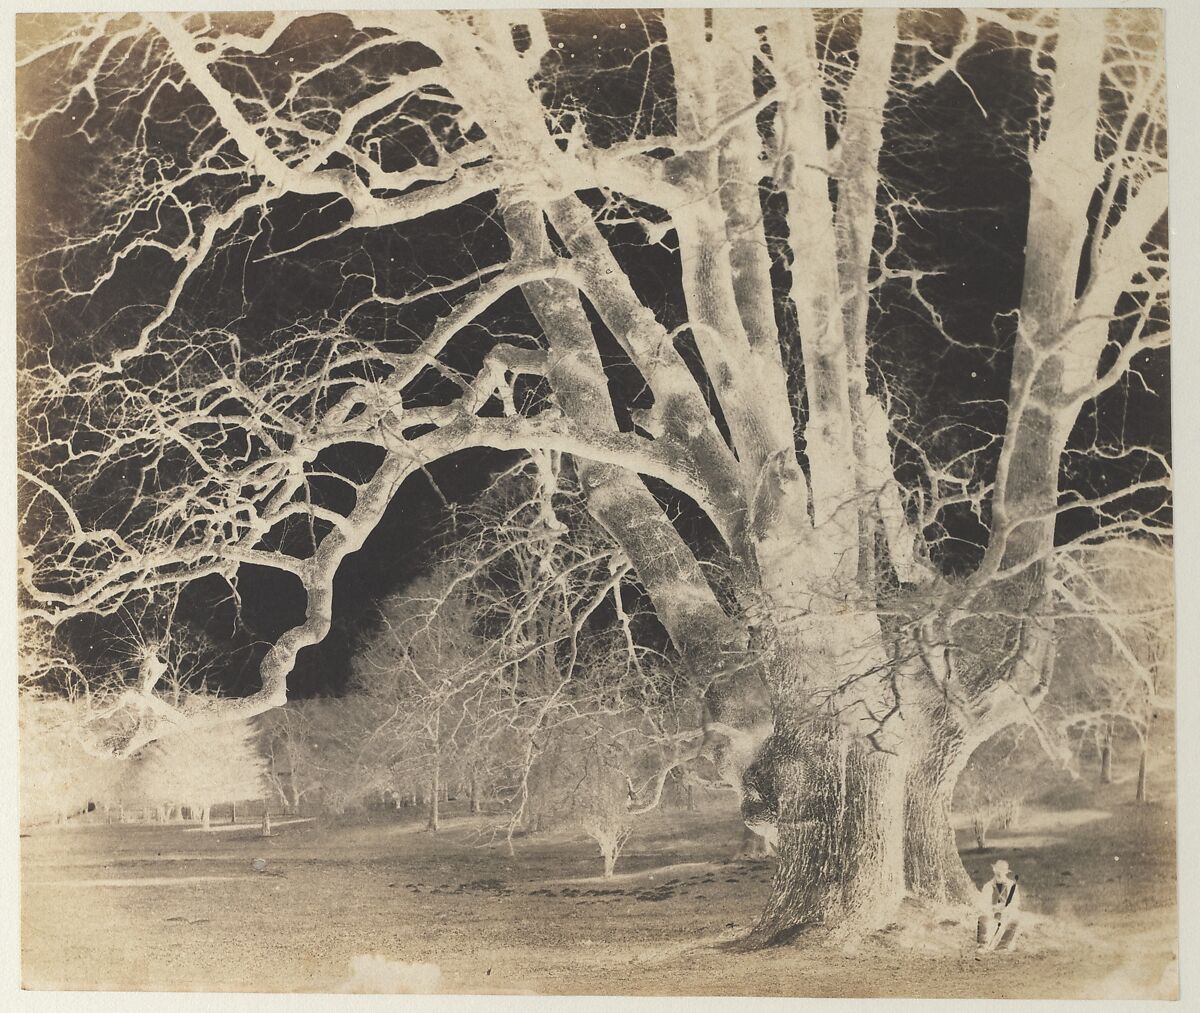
[529,719,636,879]
[18,617,122,824]
[350,567,492,831]
[123,716,268,827]
[260,702,329,811]
[292,697,391,815]
[19,695,120,825]
[520,643,704,877]
[429,464,713,848]
[953,724,1055,850]
[1046,542,1174,801]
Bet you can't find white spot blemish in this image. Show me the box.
[338,955,442,994]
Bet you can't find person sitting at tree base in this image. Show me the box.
[976,859,1022,952]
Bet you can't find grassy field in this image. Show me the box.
[21,783,1177,998]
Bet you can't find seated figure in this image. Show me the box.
[976,859,1022,952]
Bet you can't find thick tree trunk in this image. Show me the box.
[1136,743,1149,803]
[904,749,976,906]
[986,13,1107,578]
[1100,721,1115,784]
[201,805,211,830]
[745,670,988,940]
[469,772,481,815]
[751,722,906,943]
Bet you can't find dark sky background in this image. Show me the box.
[16,10,1171,699]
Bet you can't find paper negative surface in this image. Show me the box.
[16,7,1176,998]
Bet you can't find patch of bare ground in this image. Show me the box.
[21,791,1176,997]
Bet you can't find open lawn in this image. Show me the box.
[21,787,1177,998]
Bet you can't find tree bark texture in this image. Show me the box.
[751,720,906,942]
[904,725,978,906]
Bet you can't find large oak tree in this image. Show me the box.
[17,8,1170,938]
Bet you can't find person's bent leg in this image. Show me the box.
[1000,919,1023,951]
[977,915,992,946]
